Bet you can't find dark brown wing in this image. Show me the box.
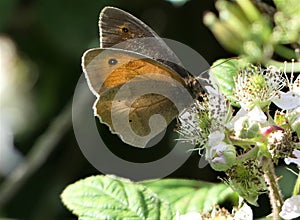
[99,6,188,78]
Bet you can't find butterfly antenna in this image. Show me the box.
[196,56,239,80]
[191,57,239,91]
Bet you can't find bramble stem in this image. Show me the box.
[263,158,283,220]
[267,59,300,72]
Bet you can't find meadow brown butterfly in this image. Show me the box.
[82,7,203,148]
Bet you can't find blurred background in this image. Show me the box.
[0,0,296,219]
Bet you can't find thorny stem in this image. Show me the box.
[262,157,284,220]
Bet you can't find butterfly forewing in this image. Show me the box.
[99,7,188,78]
[82,48,186,94]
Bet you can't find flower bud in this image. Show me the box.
[260,125,283,137]
[207,142,236,171]
[260,125,294,163]
[225,160,266,206]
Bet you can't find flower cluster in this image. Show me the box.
[179,61,299,206]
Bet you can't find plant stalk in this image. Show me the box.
[263,158,284,220]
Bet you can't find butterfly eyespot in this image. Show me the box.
[122,27,129,33]
[108,58,118,65]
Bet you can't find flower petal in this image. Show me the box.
[234,203,253,220]
[279,195,300,220]
[272,91,300,110]
[285,149,300,166]
[248,106,267,123]
[208,131,225,147]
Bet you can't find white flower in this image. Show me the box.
[208,142,227,162]
[178,100,207,145]
[272,61,300,110]
[208,131,225,147]
[272,90,300,110]
[206,141,236,171]
[206,131,236,171]
[234,203,253,220]
[206,85,228,132]
[248,105,267,123]
[178,84,229,146]
[231,106,266,138]
[285,149,300,166]
[280,195,300,220]
[233,65,285,110]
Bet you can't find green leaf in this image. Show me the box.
[141,178,238,213]
[61,175,176,220]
